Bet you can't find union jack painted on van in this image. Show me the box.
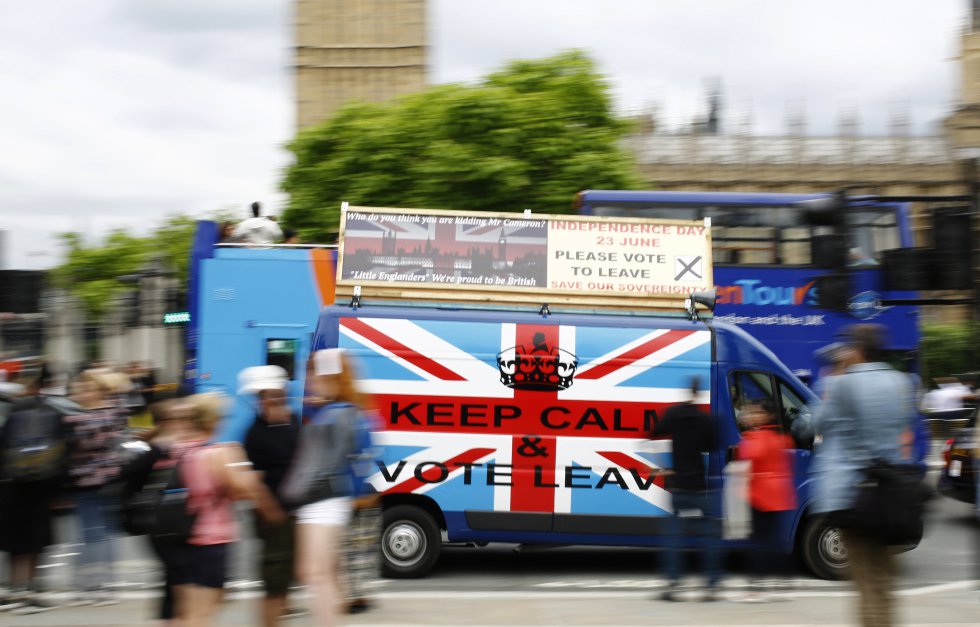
[338,316,711,518]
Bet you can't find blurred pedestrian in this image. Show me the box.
[124,362,148,417]
[0,367,23,396]
[650,376,723,602]
[140,363,159,408]
[343,409,382,614]
[103,369,135,419]
[282,228,301,245]
[118,399,203,625]
[812,324,917,627]
[975,410,980,523]
[921,376,972,413]
[64,370,129,606]
[240,366,302,627]
[217,221,236,243]
[811,342,854,400]
[231,202,283,245]
[281,348,375,626]
[736,399,796,602]
[0,371,66,614]
[174,393,285,627]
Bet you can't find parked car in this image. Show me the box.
[937,409,977,505]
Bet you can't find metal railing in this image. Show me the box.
[216,243,338,249]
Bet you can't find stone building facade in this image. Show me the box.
[625,133,964,242]
[294,0,427,129]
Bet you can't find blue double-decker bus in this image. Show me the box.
[574,190,920,384]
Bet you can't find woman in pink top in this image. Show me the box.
[175,394,284,627]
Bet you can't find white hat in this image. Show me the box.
[314,348,344,376]
[238,365,288,394]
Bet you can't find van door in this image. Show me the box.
[722,369,815,550]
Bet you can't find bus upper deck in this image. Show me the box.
[573,190,920,381]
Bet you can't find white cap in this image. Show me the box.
[314,348,344,376]
[238,365,289,394]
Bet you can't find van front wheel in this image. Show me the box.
[800,515,849,580]
[381,505,441,578]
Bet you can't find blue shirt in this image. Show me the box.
[811,363,914,514]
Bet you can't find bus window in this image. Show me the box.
[714,225,777,264]
[848,210,899,263]
[779,226,812,265]
[589,204,700,221]
[266,339,299,380]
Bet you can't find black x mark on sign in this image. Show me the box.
[674,256,703,281]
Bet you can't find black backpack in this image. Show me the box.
[149,460,198,547]
[116,444,169,536]
[1,397,67,483]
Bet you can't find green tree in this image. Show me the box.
[282,50,639,241]
[920,322,979,383]
[53,215,198,320]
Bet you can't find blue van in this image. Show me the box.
[309,302,847,579]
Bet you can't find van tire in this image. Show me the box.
[800,515,849,580]
[381,505,441,578]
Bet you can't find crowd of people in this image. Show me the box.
[649,323,958,627]
[0,323,974,626]
[0,351,379,626]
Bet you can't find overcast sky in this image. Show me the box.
[0,0,967,270]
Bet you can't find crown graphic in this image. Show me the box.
[496,333,578,391]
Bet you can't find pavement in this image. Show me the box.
[2,582,979,626]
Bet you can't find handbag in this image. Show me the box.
[852,460,929,545]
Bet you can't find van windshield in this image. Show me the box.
[730,370,814,448]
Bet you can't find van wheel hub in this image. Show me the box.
[384,522,426,564]
[820,527,847,563]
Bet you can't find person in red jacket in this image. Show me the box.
[737,399,796,601]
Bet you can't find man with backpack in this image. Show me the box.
[0,372,66,614]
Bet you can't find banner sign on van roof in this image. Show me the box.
[336,206,712,309]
